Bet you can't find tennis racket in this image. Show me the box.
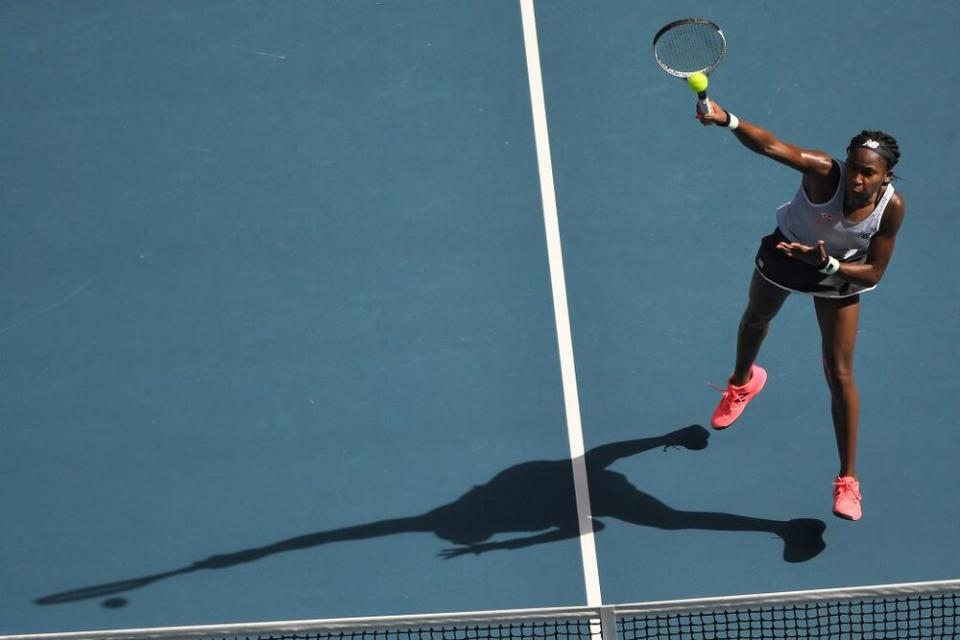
[652,18,726,116]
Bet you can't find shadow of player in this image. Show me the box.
[36,424,824,606]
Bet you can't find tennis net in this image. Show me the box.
[4,579,958,640]
[616,579,959,639]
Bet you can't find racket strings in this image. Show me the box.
[654,22,725,75]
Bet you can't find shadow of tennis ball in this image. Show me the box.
[102,598,128,609]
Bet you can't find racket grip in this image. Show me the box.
[697,93,712,116]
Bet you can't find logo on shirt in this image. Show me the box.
[819,212,835,222]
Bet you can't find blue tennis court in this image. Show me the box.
[2,0,958,635]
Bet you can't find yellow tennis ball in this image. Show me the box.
[687,72,709,93]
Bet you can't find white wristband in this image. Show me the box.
[819,256,840,275]
[726,113,740,130]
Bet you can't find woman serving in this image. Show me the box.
[697,102,905,521]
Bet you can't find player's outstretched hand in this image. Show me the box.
[776,239,829,267]
[696,100,730,127]
[438,544,487,559]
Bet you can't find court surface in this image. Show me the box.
[2,0,959,634]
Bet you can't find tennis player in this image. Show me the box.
[696,102,905,521]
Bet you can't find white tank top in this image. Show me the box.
[776,161,895,263]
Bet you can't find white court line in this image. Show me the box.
[0,277,96,337]
[518,0,603,607]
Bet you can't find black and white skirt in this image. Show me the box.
[754,227,876,299]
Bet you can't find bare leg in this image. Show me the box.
[731,271,791,385]
[814,295,861,477]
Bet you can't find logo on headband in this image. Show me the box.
[862,139,881,149]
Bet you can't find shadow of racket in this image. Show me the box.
[35,566,199,605]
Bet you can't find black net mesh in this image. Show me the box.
[618,593,959,640]
[209,621,599,640]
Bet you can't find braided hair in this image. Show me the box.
[847,130,900,170]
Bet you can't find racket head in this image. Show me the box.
[652,18,726,78]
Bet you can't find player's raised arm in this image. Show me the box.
[698,101,835,180]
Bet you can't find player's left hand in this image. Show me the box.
[438,544,488,559]
[775,239,828,267]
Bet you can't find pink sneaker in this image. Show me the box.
[833,476,862,521]
[710,364,767,429]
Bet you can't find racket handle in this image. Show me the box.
[697,92,712,116]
